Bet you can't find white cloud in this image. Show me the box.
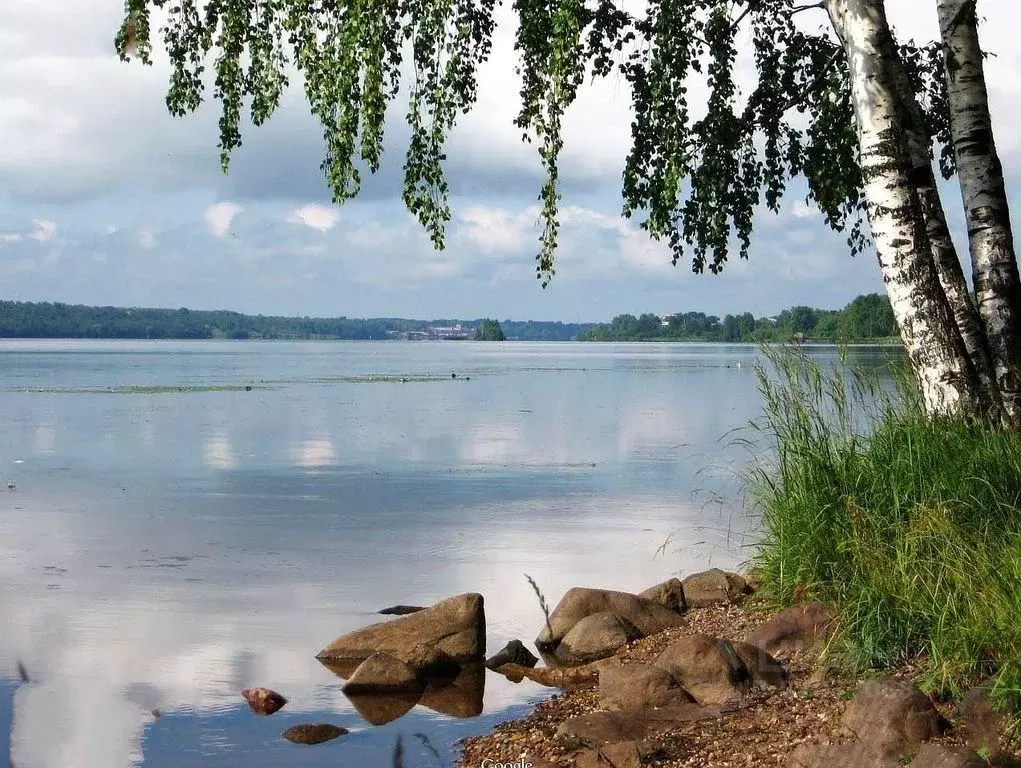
[791,200,818,219]
[138,229,156,249]
[0,232,22,242]
[203,201,242,238]
[457,205,537,254]
[29,219,57,242]
[286,203,340,232]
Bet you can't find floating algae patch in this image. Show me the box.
[11,384,269,395]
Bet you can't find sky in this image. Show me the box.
[1,1,1020,323]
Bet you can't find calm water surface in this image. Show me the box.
[0,341,900,767]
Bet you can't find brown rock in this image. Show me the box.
[638,578,687,613]
[786,742,900,768]
[909,744,987,767]
[419,663,485,718]
[555,702,726,749]
[317,592,485,664]
[655,634,787,705]
[958,686,1004,760]
[745,602,836,657]
[536,587,686,651]
[341,652,425,695]
[485,639,539,670]
[495,658,616,690]
[282,723,348,745]
[598,662,694,711]
[681,569,752,608]
[841,678,943,758]
[241,687,287,715]
[574,740,651,768]
[555,612,645,664]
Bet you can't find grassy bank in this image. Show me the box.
[748,347,1021,713]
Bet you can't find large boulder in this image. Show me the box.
[841,678,943,759]
[554,612,645,664]
[340,653,425,695]
[535,587,686,651]
[598,662,694,711]
[655,634,787,705]
[681,569,752,607]
[317,593,485,665]
[745,602,836,658]
[638,578,687,613]
[957,686,1005,761]
[485,639,538,670]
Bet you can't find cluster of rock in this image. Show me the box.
[238,569,1010,764]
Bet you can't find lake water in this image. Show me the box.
[0,340,900,767]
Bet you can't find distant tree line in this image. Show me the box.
[474,319,506,341]
[0,301,592,341]
[577,294,898,343]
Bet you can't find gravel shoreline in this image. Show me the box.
[457,599,999,768]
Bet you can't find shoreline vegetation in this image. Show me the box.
[455,346,1021,766]
[0,294,897,343]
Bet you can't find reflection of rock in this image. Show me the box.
[378,605,425,615]
[282,723,348,745]
[241,687,287,715]
[342,653,425,695]
[419,663,485,718]
[485,639,539,670]
[317,593,485,664]
[345,691,422,726]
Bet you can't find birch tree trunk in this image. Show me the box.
[887,43,1000,415]
[826,0,983,417]
[937,0,1021,426]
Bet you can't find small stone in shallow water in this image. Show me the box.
[241,687,287,715]
[282,723,348,745]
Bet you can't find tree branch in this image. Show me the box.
[792,2,826,16]
[780,49,841,114]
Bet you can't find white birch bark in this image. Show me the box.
[887,45,999,414]
[826,0,982,417]
[937,0,1021,426]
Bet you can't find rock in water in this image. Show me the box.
[317,592,486,665]
[341,653,425,695]
[485,639,539,670]
[282,723,348,745]
[378,605,425,616]
[241,687,287,715]
[535,587,686,652]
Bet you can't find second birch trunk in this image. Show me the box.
[937,0,1021,425]
[826,0,982,417]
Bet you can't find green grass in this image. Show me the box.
[748,345,1021,713]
